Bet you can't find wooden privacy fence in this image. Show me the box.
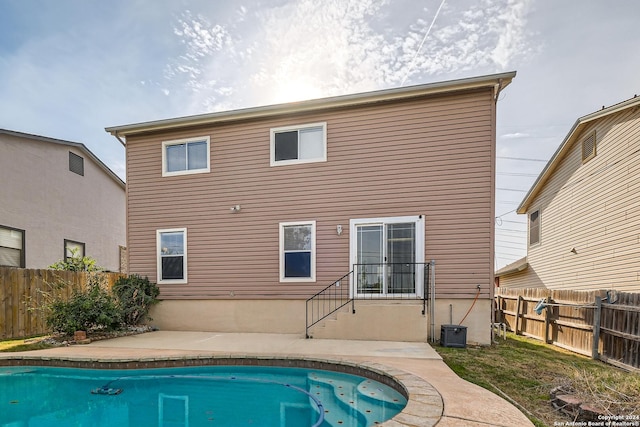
[0,267,124,340]
[496,288,640,371]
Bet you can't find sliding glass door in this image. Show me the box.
[350,216,424,297]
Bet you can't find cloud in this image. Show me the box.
[161,0,537,112]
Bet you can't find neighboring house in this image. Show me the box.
[106,71,516,345]
[0,129,126,272]
[496,96,640,291]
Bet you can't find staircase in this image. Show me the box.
[305,262,434,342]
[307,300,428,341]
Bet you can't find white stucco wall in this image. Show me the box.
[0,132,125,271]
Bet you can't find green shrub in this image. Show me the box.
[112,275,160,326]
[49,248,104,272]
[45,276,122,335]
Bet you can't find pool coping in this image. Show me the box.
[0,353,443,426]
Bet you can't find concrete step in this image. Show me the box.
[308,301,428,341]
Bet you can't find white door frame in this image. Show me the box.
[349,215,425,298]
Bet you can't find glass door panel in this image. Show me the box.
[356,225,383,294]
[386,223,416,294]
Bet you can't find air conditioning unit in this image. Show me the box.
[440,325,467,348]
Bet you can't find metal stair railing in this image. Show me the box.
[305,271,354,339]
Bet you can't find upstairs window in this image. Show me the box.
[0,225,25,268]
[157,228,187,283]
[270,123,327,166]
[529,210,540,246]
[581,130,596,163]
[162,137,210,176]
[69,152,84,176]
[279,221,316,282]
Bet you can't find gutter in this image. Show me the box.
[105,71,516,138]
[113,132,126,147]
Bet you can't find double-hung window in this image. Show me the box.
[0,225,25,268]
[270,123,327,166]
[157,228,187,283]
[279,221,316,282]
[162,136,210,176]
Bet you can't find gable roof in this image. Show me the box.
[0,128,125,189]
[105,71,516,141]
[517,95,640,214]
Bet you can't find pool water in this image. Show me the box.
[0,366,406,426]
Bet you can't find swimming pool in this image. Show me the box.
[0,365,407,426]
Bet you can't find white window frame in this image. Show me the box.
[279,221,316,283]
[270,122,327,167]
[349,215,425,298]
[156,228,187,284]
[162,136,211,177]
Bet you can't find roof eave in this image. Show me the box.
[0,129,125,189]
[105,71,516,140]
[495,256,528,276]
[517,96,640,214]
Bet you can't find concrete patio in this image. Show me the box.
[0,331,534,427]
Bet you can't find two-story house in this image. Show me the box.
[496,96,640,292]
[107,71,516,345]
[0,129,126,272]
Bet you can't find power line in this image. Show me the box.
[496,188,527,192]
[497,172,539,177]
[497,156,548,162]
[500,219,526,224]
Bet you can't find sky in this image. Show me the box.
[1,0,639,269]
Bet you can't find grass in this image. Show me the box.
[0,336,55,352]
[434,333,640,427]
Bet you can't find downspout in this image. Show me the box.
[494,78,505,103]
[113,131,126,147]
[490,78,504,338]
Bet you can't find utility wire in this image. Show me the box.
[400,0,446,87]
[497,156,548,162]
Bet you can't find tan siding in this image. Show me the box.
[525,107,640,291]
[126,89,496,299]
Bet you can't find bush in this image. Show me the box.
[112,275,160,326]
[49,248,104,272]
[45,276,122,335]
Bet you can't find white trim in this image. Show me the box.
[161,136,210,177]
[156,228,187,284]
[349,215,425,297]
[270,122,327,167]
[279,220,316,283]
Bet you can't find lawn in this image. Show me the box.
[434,333,640,427]
[0,336,55,352]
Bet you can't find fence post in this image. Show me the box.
[544,296,551,344]
[592,296,602,360]
[515,295,522,335]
